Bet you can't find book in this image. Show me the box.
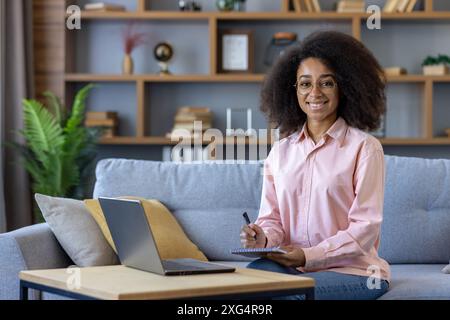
[383,0,399,12]
[405,0,417,12]
[84,2,126,12]
[85,118,118,127]
[86,111,118,120]
[396,0,410,12]
[177,106,211,114]
[165,131,203,139]
[311,0,321,12]
[98,127,116,138]
[304,0,313,12]
[281,0,289,12]
[337,0,365,13]
[384,67,407,76]
[292,0,302,12]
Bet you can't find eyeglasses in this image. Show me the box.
[293,78,338,95]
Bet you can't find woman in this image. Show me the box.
[240,31,390,300]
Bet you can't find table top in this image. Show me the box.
[20,265,315,300]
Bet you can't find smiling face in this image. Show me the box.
[296,58,339,125]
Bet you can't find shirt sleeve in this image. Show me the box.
[302,149,385,271]
[255,144,285,248]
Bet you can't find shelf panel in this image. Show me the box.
[379,138,450,145]
[214,12,357,20]
[78,11,212,20]
[428,75,450,82]
[99,136,450,146]
[366,12,450,20]
[65,74,139,82]
[66,73,450,83]
[65,74,265,82]
[76,11,450,21]
[386,75,428,82]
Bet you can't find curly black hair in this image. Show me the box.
[260,30,386,137]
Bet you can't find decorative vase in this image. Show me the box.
[122,53,134,74]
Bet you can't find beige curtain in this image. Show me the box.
[1,0,34,231]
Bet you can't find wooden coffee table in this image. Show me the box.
[19,265,315,300]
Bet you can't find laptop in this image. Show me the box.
[98,197,235,276]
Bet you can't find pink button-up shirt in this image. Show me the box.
[256,117,390,281]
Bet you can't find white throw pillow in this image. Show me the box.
[35,193,119,267]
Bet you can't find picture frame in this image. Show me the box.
[218,29,254,73]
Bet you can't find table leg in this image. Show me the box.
[304,287,315,300]
[20,280,29,301]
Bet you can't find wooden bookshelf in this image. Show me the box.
[33,0,450,148]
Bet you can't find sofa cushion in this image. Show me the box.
[93,159,263,261]
[35,194,119,267]
[171,208,258,261]
[84,197,208,261]
[378,264,450,300]
[379,156,450,264]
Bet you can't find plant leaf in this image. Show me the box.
[43,91,63,126]
[65,84,95,135]
[21,99,65,158]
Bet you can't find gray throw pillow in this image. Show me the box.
[35,193,119,267]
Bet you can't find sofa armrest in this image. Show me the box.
[0,223,72,300]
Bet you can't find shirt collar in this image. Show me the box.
[294,117,348,146]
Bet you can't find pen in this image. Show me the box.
[243,212,251,225]
[243,212,256,240]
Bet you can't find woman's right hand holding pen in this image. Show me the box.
[240,223,267,248]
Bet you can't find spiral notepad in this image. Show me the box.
[230,247,287,258]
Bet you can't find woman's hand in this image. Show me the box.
[266,245,306,268]
[240,223,267,248]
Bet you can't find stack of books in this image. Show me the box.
[84,2,126,12]
[383,0,418,13]
[85,111,118,138]
[336,0,365,13]
[292,0,321,13]
[166,107,213,138]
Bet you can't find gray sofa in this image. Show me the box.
[1,155,449,300]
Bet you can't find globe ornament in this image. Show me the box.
[154,42,173,75]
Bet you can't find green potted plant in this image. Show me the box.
[10,84,101,222]
[422,54,450,75]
